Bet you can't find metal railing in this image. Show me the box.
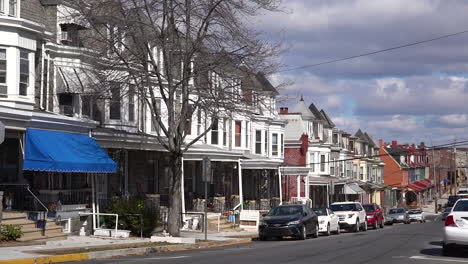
[0,184,48,235]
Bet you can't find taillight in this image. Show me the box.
[445,215,457,227]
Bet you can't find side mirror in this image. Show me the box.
[303,212,308,217]
[261,213,268,217]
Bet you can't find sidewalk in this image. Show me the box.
[0,232,254,263]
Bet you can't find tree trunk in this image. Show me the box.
[167,152,183,236]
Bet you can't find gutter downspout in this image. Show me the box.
[238,160,243,210]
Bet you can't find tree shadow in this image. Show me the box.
[421,241,468,258]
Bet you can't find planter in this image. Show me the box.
[110,229,131,238]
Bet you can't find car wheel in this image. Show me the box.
[362,220,368,231]
[353,220,359,232]
[380,220,384,228]
[324,223,331,236]
[299,225,307,240]
[312,224,319,238]
[335,225,341,234]
[259,235,268,241]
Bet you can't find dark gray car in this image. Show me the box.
[385,208,410,224]
[442,207,452,220]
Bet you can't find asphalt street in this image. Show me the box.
[72,216,468,264]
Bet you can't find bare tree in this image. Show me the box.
[65,0,282,236]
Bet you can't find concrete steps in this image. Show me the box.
[2,212,67,242]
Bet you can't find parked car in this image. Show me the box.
[407,209,425,223]
[443,199,468,256]
[362,203,385,229]
[447,195,462,208]
[442,207,452,220]
[259,204,319,240]
[313,208,340,236]
[385,208,410,224]
[330,202,367,232]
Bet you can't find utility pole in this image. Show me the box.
[431,140,437,213]
[454,138,457,194]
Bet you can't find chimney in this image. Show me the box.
[379,139,383,148]
[391,140,398,148]
[279,107,289,114]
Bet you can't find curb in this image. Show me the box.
[0,239,252,264]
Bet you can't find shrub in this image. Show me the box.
[0,224,23,241]
[103,198,161,237]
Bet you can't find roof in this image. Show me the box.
[308,103,325,121]
[291,99,316,120]
[364,132,376,147]
[255,72,279,95]
[320,109,335,128]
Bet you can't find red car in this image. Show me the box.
[362,203,384,229]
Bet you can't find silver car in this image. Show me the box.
[407,209,425,223]
[385,208,410,225]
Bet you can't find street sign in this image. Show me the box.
[0,121,4,144]
[202,156,212,182]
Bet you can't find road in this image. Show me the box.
[73,217,468,264]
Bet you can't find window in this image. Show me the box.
[128,86,135,122]
[108,26,125,55]
[185,104,192,135]
[320,155,326,172]
[0,0,4,13]
[109,83,121,120]
[353,165,357,179]
[197,109,202,135]
[42,57,48,108]
[360,166,364,180]
[223,118,227,146]
[151,99,161,132]
[81,95,91,117]
[0,49,6,90]
[330,160,335,175]
[234,121,241,147]
[313,122,318,138]
[349,141,354,151]
[8,0,16,16]
[281,134,284,157]
[272,133,278,156]
[333,134,338,144]
[211,118,218,145]
[245,121,249,149]
[19,51,29,96]
[58,93,74,116]
[255,130,262,154]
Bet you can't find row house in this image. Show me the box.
[428,148,458,196]
[379,140,433,208]
[0,0,285,235]
[278,98,385,209]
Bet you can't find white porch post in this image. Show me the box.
[181,157,185,215]
[278,167,283,205]
[238,160,243,210]
[297,175,301,199]
[91,173,96,231]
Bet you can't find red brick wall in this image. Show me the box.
[380,146,405,186]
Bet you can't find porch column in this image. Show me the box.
[181,157,185,214]
[297,176,301,199]
[238,160,243,210]
[278,168,282,205]
[0,191,3,224]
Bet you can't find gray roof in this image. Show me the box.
[291,99,316,120]
[320,109,335,128]
[308,103,325,121]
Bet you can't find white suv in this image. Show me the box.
[330,202,367,232]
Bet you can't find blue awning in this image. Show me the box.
[23,129,117,173]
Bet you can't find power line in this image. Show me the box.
[279,29,468,73]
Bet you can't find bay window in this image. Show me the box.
[211,118,219,145]
[320,154,326,172]
[234,121,241,147]
[0,49,6,94]
[272,133,278,156]
[109,83,121,120]
[255,130,262,154]
[19,51,29,96]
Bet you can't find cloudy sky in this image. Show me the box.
[256,0,467,145]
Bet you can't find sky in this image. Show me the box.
[255,0,468,146]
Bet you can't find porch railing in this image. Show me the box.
[0,184,48,235]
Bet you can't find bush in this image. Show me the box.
[0,224,23,241]
[103,198,161,237]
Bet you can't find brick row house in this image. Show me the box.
[379,140,433,208]
[278,98,386,209]
[0,0,286,238]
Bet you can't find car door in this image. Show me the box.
[302,206,312,233]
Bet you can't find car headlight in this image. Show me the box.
[347,213,355,218]
[259,221,267,226]
[319,220,325,224]
[367,215,374,219]
[398,215,404,219]
[288,220,301,225]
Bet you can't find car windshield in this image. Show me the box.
[268,206,303,216]
[408,210,422,214]
[389,208,404,214]
[330,203,357,212]
[453,201,468,212]
[313,208,327,216]
[363,205,375,212]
